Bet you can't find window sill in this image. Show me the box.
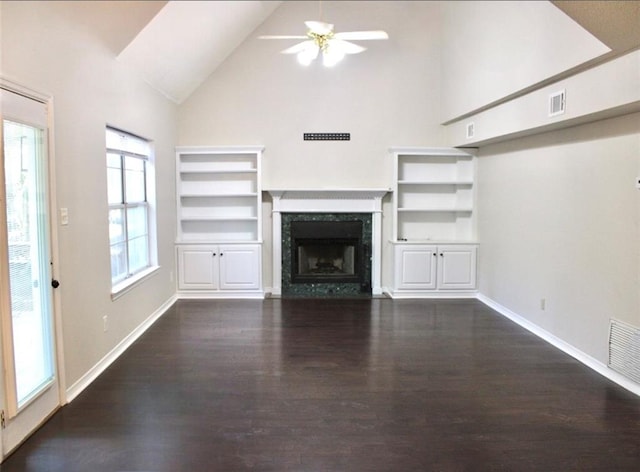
[111,266,161,301]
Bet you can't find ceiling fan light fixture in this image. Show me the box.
[259,17,388,68]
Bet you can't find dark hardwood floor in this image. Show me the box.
[2,298,639,471]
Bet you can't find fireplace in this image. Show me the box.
[267,189,388,297]
[291,220,363,284]
[282,214,372,297]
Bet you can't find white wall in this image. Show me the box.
[1,1,177,391]
[440,1,609,123]
[477,112,640,364]
[178,1,446,189]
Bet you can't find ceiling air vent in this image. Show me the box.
[549,90,566,117]
[466,122,475,139]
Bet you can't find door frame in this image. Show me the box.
[0,77,66,458]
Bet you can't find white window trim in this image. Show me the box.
[111,265,161,301]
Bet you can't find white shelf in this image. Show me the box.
[398,207,473,213]
[389,146,474,158]
[398,180,473,186]
[180,193,258,198]
[180,217,258,222]
[180,169,258,175]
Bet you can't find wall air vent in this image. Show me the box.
[549,90,566,117]
[466,122,475,139]
[303,133,350,141]
[609,319,640,384]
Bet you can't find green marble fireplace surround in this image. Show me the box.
[281,213,372,297]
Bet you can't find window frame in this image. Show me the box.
[106,127,157,296]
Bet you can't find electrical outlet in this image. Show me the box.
[540,298,546,311]
[103,315,108,332]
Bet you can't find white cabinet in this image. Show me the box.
[436,245,477,290]
[393,244,477,295]
[178,245,219,290]
[218,245,261,291]
[175,146,264,298]
[177,245,262,295]
[394,245,438,290]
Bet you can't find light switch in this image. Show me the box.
[60,207,69,225]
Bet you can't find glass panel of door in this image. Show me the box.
[3,119,55,408]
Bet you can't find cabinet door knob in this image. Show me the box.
[220,253,224,257]
[440,253,443,257]
[212,253,217,256]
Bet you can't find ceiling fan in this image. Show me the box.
[259,19,389,67]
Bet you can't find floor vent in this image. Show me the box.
[548,90,566,117]
[609,319,640,384]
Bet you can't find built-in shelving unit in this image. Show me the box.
[175,146,263,298]
[388,147,478,298]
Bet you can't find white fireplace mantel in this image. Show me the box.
[267,188,390,296]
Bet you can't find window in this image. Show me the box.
[106,127,155,289]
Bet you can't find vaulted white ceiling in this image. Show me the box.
[115,0,638,105]
[117,1,282,104]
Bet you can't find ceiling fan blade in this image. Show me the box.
[305,20,334,35]
[258,35,307,40]
[328,39,367,55]
[281,40,316,55]
[297,44,320,66]
[333,30,389,41]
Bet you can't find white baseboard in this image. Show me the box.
[177,291,265,299]
[477,293,640,397]
[387,289,478,299]
[65,294,178,403]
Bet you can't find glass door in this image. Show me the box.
[0,87,60,458]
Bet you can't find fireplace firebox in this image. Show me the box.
[291,220,362,284]
[281,213,372,297]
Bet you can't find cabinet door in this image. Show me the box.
[437,245,477,290]
[177,246,218,290]
[394,245,437,290]
[218,244,261,290]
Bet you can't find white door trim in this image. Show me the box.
[0,77,66,459]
